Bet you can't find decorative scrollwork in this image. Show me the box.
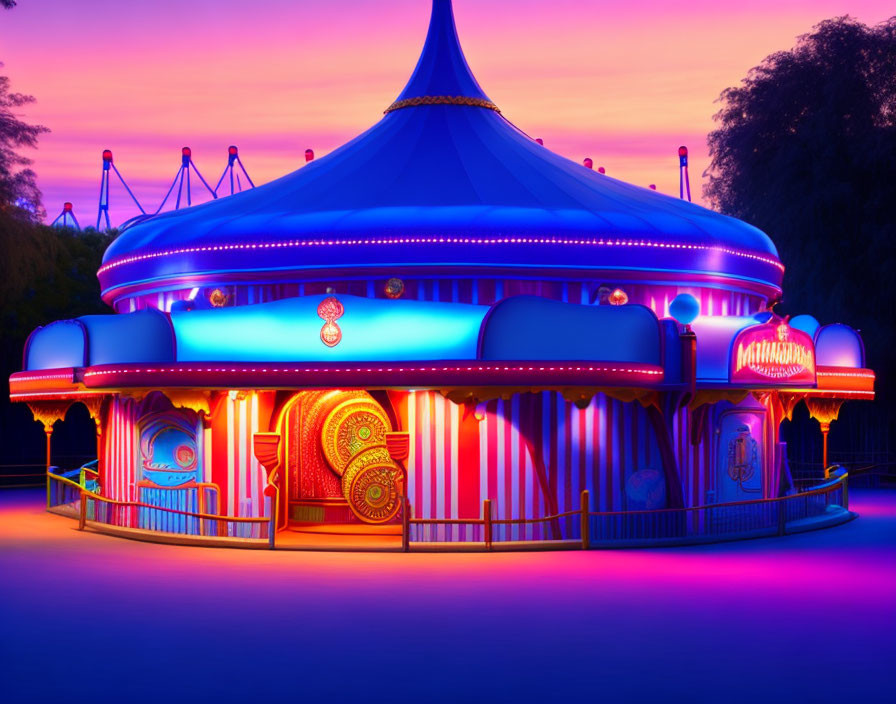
[341,446,402,524]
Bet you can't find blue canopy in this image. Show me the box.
[22,294,670,375]
[100,0,782,304]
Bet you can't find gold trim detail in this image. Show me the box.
[385,95,500,114]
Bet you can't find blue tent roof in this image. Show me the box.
[99,0,782,303]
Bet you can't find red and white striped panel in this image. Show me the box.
[405,391,667,540]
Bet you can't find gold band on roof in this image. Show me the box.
[385,95,501,114]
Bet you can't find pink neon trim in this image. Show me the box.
[84,365,663,377]
[9,372,74,383]
[9,391,100,399]
[98,236,785,275]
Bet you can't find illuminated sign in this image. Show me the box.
[730,322,815,385]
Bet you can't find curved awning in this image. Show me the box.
[11,294,671,399]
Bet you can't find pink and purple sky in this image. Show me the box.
[2,0,893,225]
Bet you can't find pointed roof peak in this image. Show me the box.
[387,0,496,113]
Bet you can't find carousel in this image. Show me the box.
[10,0,874,549]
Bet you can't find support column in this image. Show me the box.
[819,422,831,470]
[81,396,107,494]
[27,402,72,509]
[805,398,844,472]
[44,425,53,508]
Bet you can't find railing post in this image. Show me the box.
[402,497,410,552]
[777,497,786,536]
[483,499,492,550]
[841,474,849,510]
[267,496,276,550]
[78,490,87,531]
[580,489,590,549]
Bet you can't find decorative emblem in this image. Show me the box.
[726,424,759,490]
[608,288,629,306]
[317,296,344,347]
[320,398,392,475]
[384,277,405,299]
[341,446,402,524]
[209,288,228,307]
[174,444,196,468]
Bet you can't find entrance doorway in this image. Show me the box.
[275,390,404,547]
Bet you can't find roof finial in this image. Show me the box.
[386,0,497,113]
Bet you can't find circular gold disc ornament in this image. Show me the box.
[320,398,392,475]
[341,446,402,523]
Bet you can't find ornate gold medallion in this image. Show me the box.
[320,398,392,475]
[341,446,402,523]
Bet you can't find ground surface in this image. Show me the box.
[1,488,894,703]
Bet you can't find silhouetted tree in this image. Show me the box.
[706,16,896,438]
[0,65,49,220]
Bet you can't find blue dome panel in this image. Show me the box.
[98,0,783,303]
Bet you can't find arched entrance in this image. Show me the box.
[274,390,404,536]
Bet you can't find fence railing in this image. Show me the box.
[44,470,849,551]
[406,475,850,550]
[45,468,275,547]
[47,470,83,515]
[408,494,589,548]
[79,490,273,544]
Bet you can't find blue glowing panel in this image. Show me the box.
[789,314,820,339]
[25,320,86,370]
[815,324,865,368]
[479,296,661,364]
[172,294,489,362]
[690,316,758,383]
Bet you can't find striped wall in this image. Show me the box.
[99,389,773,533]
[672,405,714,508]
[103,395,138,507]
[209,391,270,518]
[117,277,766,318]
[405,391,667,541]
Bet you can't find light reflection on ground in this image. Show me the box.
[1,488,894,702]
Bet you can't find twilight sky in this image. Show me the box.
[2,0,893,226]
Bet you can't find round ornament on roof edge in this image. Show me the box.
[608,288,629,306]
[669,293,700,325]
[208,289,228,307]
[384,278,405,299]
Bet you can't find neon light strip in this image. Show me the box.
[83,365,664,376]
[9,372,74,383]
[9,391,99,399]
[787,389,876,396]
[98,236,784,275]
[817,371,875,378]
